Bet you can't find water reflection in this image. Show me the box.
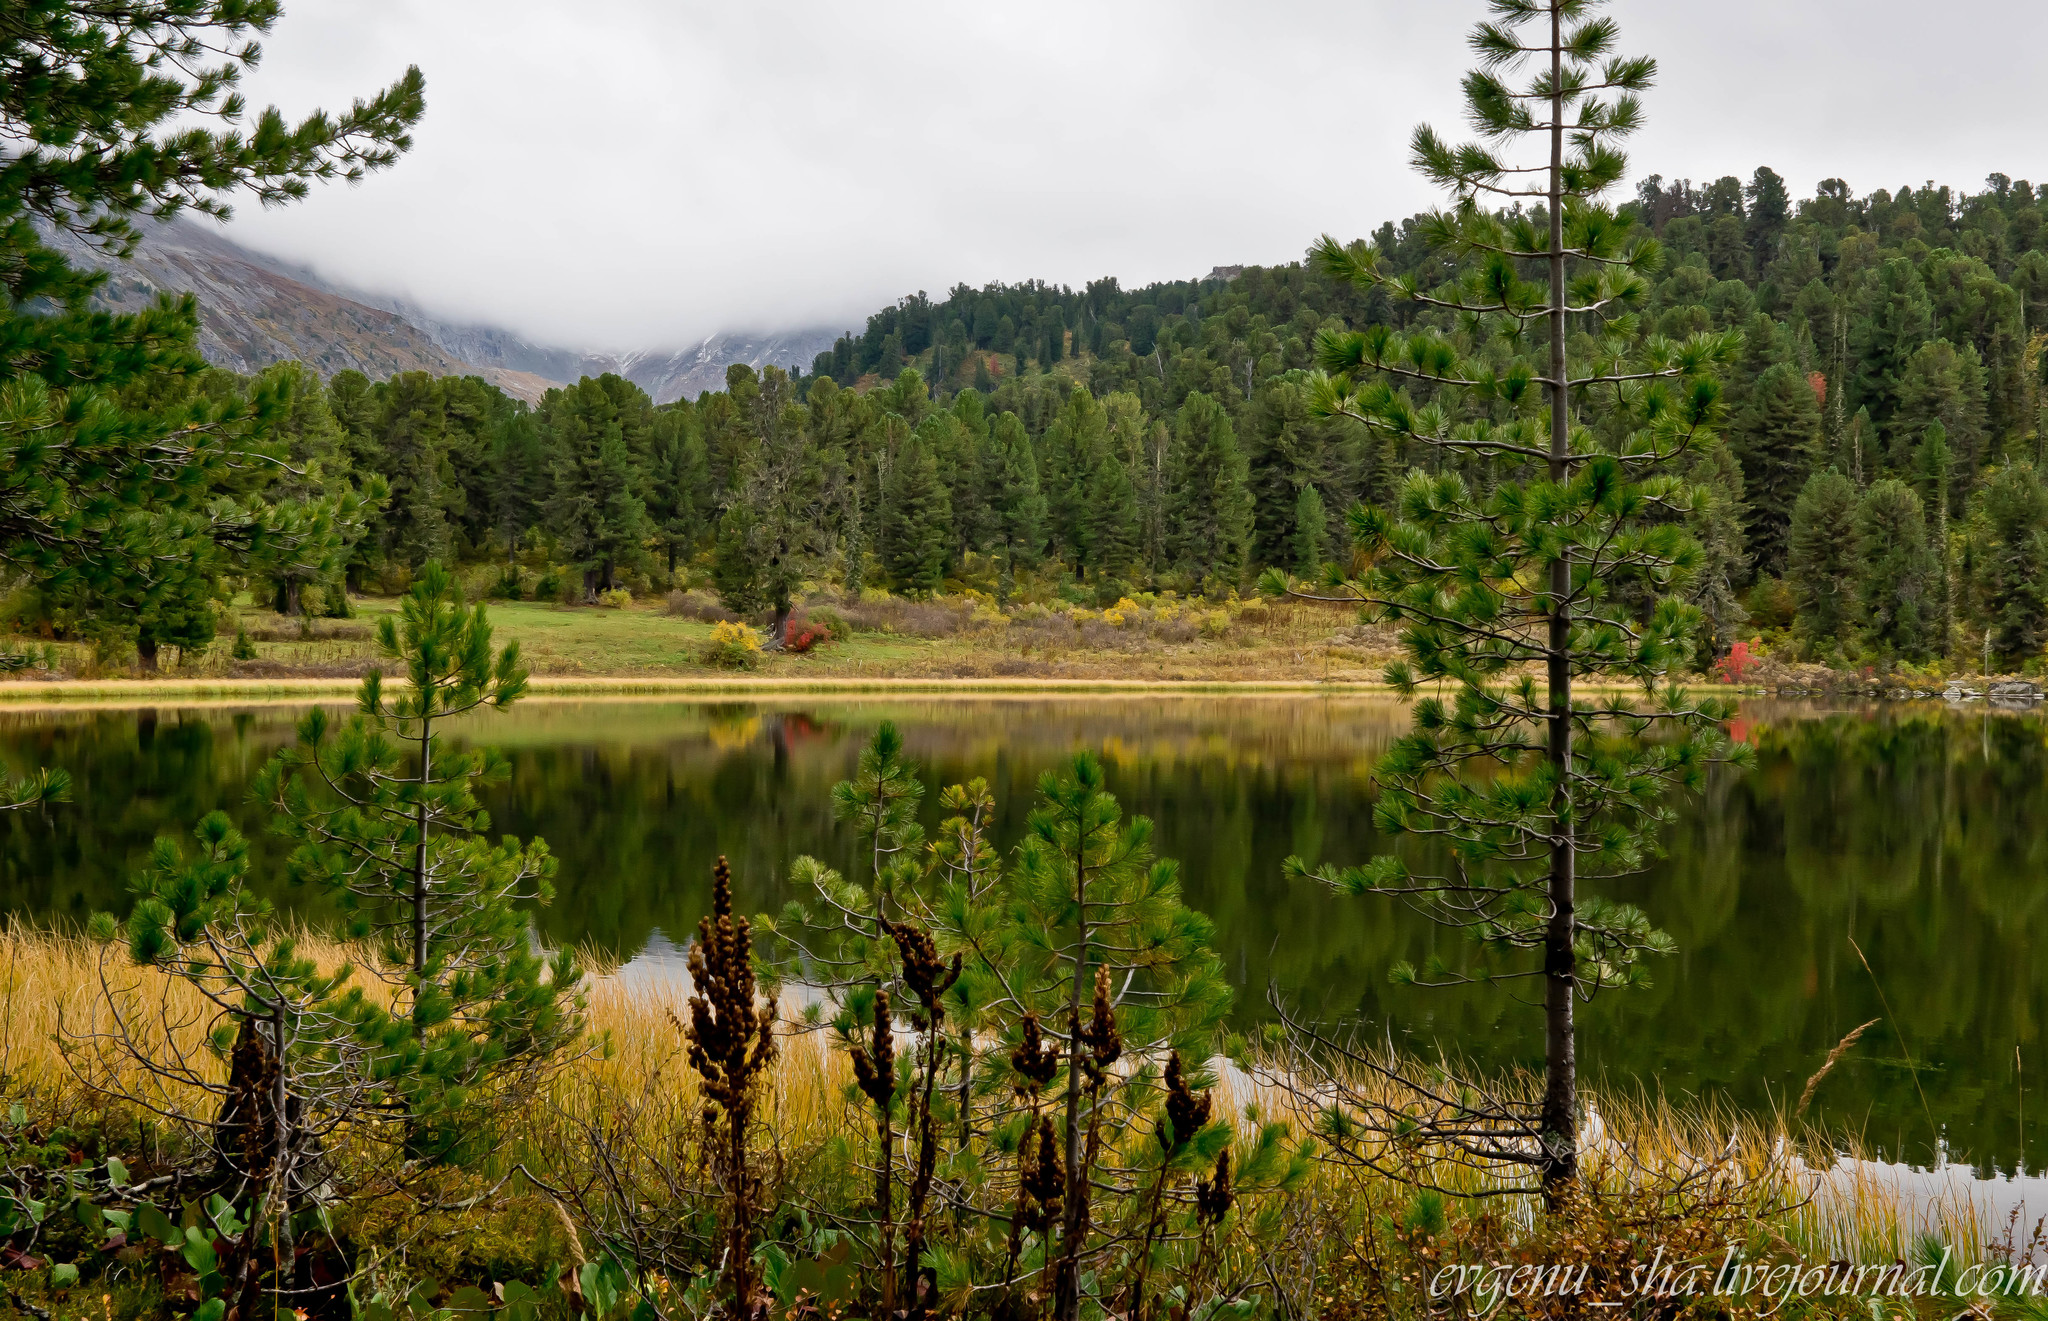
[0,694,2039,1169]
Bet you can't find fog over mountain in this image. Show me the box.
[45,216,840,403]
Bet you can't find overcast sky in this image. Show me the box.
[219,0,2047,353]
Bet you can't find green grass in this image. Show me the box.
[2,590,1740,699]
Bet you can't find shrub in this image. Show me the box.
[534,570,561,602]
[784,621,832,654]
[596,587,632,610]
[231,627,257,660]
[1715,639,1759,684]
[666,589,736,623]
[702,620,762,669]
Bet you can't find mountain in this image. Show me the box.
[42,215,840,405]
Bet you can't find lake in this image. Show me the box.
[0,693,2037,1172]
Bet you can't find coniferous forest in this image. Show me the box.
[30,167,2047,678]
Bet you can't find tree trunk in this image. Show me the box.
[1054,846,1090,1321]
[135,630,159,673]
[876,1104,895,1316]
[1539,0,1579,1206]
[769,599,792,650]
[412,722,432,979]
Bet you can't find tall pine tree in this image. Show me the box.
[1787,469,1861,650]
[1854,478,1937,660]
[543,376,651,597]
[882,433,953,597]
[1165,391,1252,591]
[1732,361,1824,577]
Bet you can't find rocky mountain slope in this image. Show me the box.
[44,216,840,404]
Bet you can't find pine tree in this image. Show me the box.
[1732,361,1824,576]
[1040,390,1108,568]
[252,362,373,618]
[1966,461,2048,667]
[1912,422,1957,653]
[0,1,419,671]
[1744,166,1791,269]
[1083,453,1141,582]
[1854,478,1937,660]
[714,366,826,642]
[1291,483,1328,577]
[989,412,1045,601]
[1270,0,1741,1200]
[1165,391,1252,591]
[1786,469,1861,649]
[486,408,549,573]
[1001,755,1231,1321]
[1851,256,1935,424]
[368,372,459,570]
[840,483,871,595]
[1893,338,1990,489]
[119,815,363,1310]
[1684,439,1750,663]
[763,733,1236,1316]
[544,376,652,597]
[883,434,953,597]
[648,408,711,575]
[253,563,583,1160]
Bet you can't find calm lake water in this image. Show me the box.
[0,694,2039,1171]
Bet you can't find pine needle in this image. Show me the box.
[1794,1018,1879,1123]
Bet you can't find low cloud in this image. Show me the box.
[218,0,2048,351]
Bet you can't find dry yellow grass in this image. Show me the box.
[0,924,2000,1273]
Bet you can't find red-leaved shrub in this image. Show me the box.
[1714,640,1756,684]
[785,622,832,655]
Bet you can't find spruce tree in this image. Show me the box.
[1268,0,1741,1198]
[1786,469,1861,649]
[883,433,953,597]
[1854,478,1937,660]
[1732,360,1824,576]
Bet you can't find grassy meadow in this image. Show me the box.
[2,583,1401,691]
